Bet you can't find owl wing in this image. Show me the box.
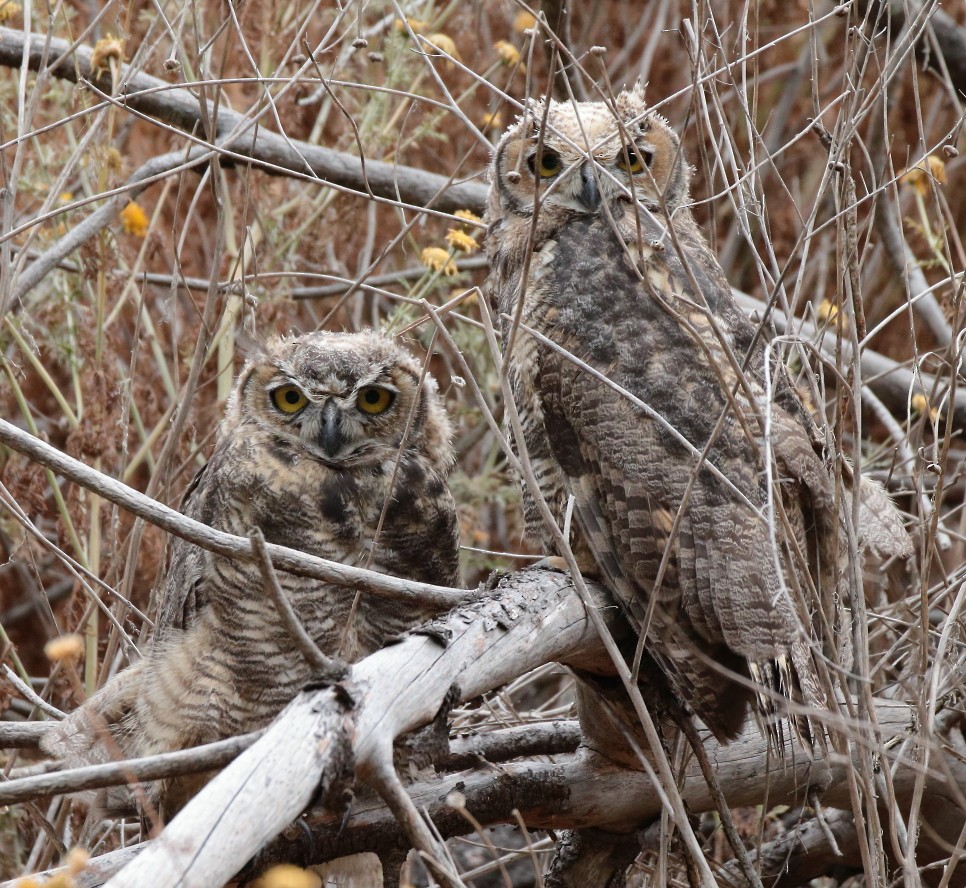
[528,215,834,740]
[153,460,213,640]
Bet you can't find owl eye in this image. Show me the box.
[356,386,394,415]
[527,149,562,178]
[616,145,654,173]
[271,384,308,414]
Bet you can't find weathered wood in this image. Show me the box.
[0,722,51,748]
[90,569,616,888]
[99,688,356,888]
[16,558,949,888]
[26,700,936,888]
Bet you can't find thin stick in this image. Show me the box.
[0,732,262,806]
[0,418,470,609]
[1,666,64,721]
[249,528,342,676]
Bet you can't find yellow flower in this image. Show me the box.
[65,848,90,875]
[253,864,321,888]
[513,11,537,32]
[90,34,125,77]
[120,202,149,237]
[901,154,947,197]
[911,394,940,423]
[816,298,839,323]
[105,146,124,174]
[44,634,84,662]
[426,33,459,61]
[394,18,427,34]
[59,191,74,204]
[480,111,503,130]
[421,247,458,276]
[445,228,478,254]
[454,209,483,226]
[0,2,23,23]
[494,40,521,66]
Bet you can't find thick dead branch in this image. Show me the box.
[14,562,955,888]
[0,27,489,215]
[718,808,861,888]
[29,691,941,888]
[275,703,921,864]
[0,418,469,608]
[83,568,613,888]
[0,722,51,748]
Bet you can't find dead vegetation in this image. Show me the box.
[0,0,965,886]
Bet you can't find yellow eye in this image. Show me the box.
[271,385,308,414]
[616,144,652,174]
[356,386,394,415]
[527,149,562,178]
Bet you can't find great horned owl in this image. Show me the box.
[43,330,461,815]
[484,85,895,744]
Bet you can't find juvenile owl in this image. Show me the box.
[485,85,897,744]
[43,330,461,815]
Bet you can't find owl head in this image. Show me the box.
[487,84,690,221]
[223,331,453,471]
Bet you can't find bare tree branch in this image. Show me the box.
[445,720,582,769]
[733,289,966,431]
[7,557,959,887]
[0,732,262,806]
[0,418,470,609]
[0,27,490,216]
[857,0,966,98]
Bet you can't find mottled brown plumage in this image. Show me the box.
[43,331,461,814]
[485,86,908,745]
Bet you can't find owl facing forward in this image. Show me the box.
[485,86,905,744]
[43,330,461,815]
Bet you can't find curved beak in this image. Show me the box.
[319,400,343,457]
[578,162,601,212]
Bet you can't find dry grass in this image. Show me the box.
[0,0,965,885]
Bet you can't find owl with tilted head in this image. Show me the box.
[485,83,907,748]
[43,330,461,816]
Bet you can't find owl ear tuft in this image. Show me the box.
[524,96,545,116]
[234,327,264,363]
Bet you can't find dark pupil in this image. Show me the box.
[626,147,638,165]
[528,151,559,173]
[364,389,381,404]
[642,148,654,167]
[284,390,301,405]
